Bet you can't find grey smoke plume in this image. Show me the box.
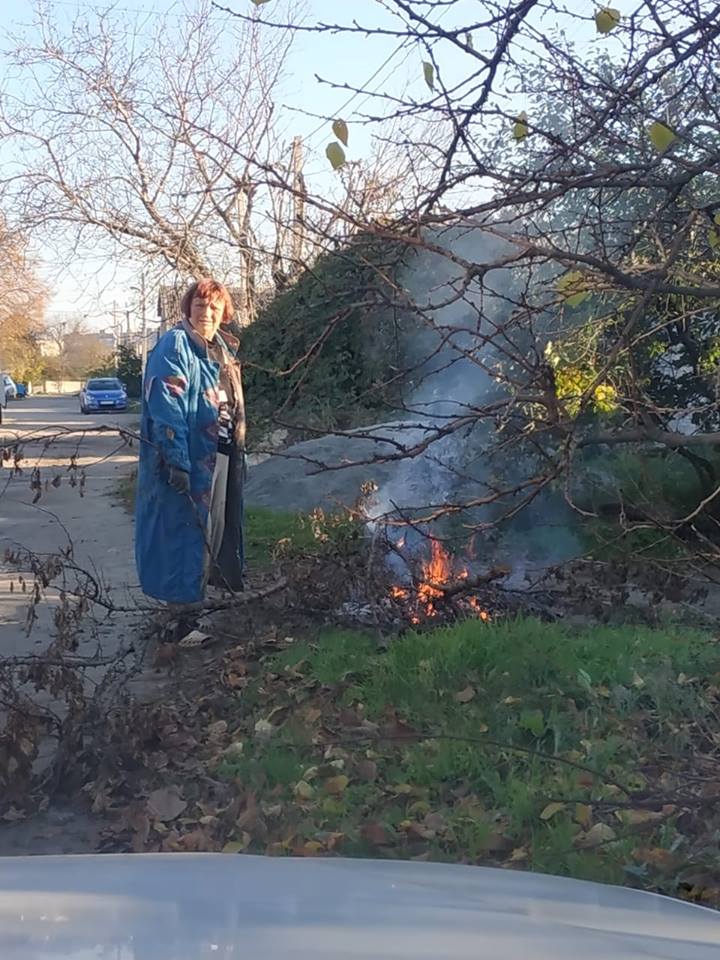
[366,224,581,583]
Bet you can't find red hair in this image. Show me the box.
[180,278,235,324]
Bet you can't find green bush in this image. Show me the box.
[578,447,720,561]
[243,234,409,433]
[117,345,142,398]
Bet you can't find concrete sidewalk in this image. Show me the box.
[0,396,142,660]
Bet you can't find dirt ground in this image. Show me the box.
[0,395,142,656]
[0,395,147,854]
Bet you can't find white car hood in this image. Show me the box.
[0,854,718,959]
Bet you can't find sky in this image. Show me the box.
[0,0,616,331]
[0,0,424,327]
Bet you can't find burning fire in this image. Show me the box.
[390,536,491,623]
[468,597,490,621]
[417,538,453,615]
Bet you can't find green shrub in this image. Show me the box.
[243,234,410,433]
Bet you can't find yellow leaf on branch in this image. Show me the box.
[648,121,678,153]
[325,142,346,171]
[513,112,529,141]
[556,270,589,308]
[423,61,435,91]
[595,8,621,34]
[332,119,349,146]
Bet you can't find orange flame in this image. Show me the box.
[389,537,491,623]
[468,597,491,621]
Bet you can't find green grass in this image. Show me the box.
[112,473,352,570]
[243,506,318,569]
[221,618,720,890]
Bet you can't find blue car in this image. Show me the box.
[80,377,128,414]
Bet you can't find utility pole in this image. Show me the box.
[59,320,66,386]
[290,135,306,273]
[140,272,148,374]
[112,301,120,350]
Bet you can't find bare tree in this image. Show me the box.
[0,1,304,320]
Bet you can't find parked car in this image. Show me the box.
[0,854,719,959]
[2,373,17,405]
[79,377,128,414]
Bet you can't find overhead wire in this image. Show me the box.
[302,0,456,144]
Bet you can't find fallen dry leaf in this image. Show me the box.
[509,847,529,862]
[173,829,216,852]
[633,846,675,870]
[424,812,446,833]
[540,802,566,821]
[698,888,720,908]
[223,741,245,761]
[484,832,514,853]
[180,629,213,648]
[403,821,435,840]
[303,706,322,725]
[391,783,414,796]
[617,807,670,827]
[147,786,187,823]
[207,720,228,739]
[300,840,324,856]
[324,775,349,795]
[575,822,617,848]
[355,759,378,782]
[222,840,245,854]
[454,685,476,703]
[322,831,345,851]
[294,780,315,801]
[574,803,593,829]
[131,813,151,853]
[360,822,392,846]
[254,719,275,741]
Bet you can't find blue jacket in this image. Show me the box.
[135,323,245,603]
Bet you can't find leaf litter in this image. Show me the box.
[7,545,720,912]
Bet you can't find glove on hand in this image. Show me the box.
[168,466,190,494]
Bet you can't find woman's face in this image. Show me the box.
[190,295,224,341]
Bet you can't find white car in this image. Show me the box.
[0,855,718,958]
[2,373,17,405]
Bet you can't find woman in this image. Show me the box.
[135,278,246,603]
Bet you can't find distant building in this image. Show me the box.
[95,330,117,353]
[36,336,61,358]
[117,332,145,354]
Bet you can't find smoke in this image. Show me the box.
[367,224,581,583]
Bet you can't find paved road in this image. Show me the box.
[0,395,141,659]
